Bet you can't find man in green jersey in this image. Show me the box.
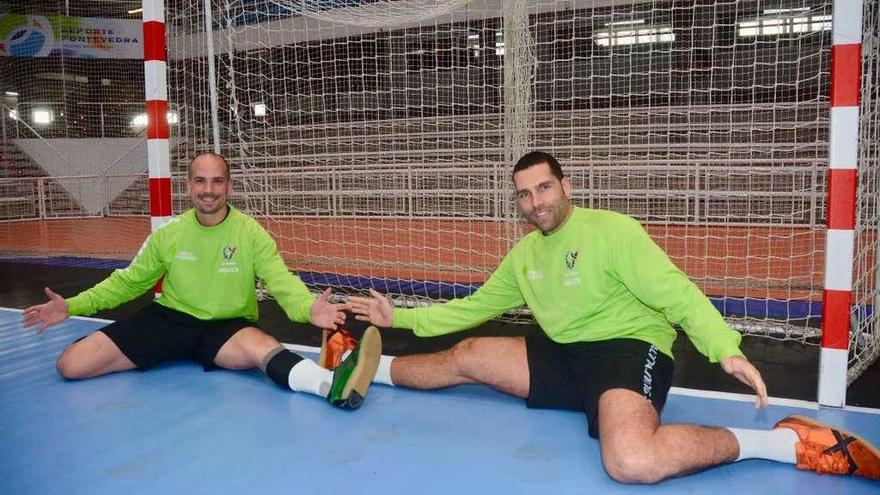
[348,151,880,481]
[22,152,380,410]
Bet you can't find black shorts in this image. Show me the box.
[526,335,674,439]
[98,303,254,371]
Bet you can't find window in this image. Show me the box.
[495,30,505,56]
[467,33,480,58]
[594,20,674,47]
[738,8,831,37]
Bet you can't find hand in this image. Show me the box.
[720,355,769,408]
[22,287,69,333]
[346,288,393,328]
[309,288,346,329]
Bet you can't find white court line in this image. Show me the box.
[283,343,320,355]
[3,308,878,414]
[67,315,114,323]
[670,386,822,411]
[669,387,880,415]
[286,342,880,415]
[3,307,115,324]
[282,341,880,414]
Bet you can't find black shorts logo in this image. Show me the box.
[642,345,658,399]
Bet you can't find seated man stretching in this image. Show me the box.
[23,152,380,410]
[348,150,880,481]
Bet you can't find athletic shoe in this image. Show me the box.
[319,328,358,370]
[327,326,382,410]
[775,414,880,480]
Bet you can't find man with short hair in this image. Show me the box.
[23,152,380,410]
[348,150,880,481]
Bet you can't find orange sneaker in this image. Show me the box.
[775,414,880,480]
[318,328,358,370]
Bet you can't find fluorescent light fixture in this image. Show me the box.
[130,112,178,127]
[32,109,53,125]
[608,19,646,26]
[765,7,810,14]
[128,8,143,14]
[253,103,267,117]
[4,91,18,97]
[130,113,148,127]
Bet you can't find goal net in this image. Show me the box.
[2,0,878,384]
[0,0,155,261]
[851,0,879,383]
[167,0,841,342]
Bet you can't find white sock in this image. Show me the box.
[373,355,395,386]
[728,427,799,463]
[288,359,333,397]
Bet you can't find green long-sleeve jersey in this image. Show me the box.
[67,206,314,323]
[393,207,743,362]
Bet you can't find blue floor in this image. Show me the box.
[1,309,878,495]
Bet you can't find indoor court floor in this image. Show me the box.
[2,308,879,495]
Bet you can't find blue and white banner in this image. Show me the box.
[0,14,142,59]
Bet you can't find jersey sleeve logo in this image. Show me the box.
[175,251,197,261]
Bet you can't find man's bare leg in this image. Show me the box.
[56,331,136,379]
[389,336,529,398]
[597,388,738,484]
[214,326,331,395]
[213,326,280,370]
[215,326,381,410]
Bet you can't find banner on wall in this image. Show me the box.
[0,14,142,59]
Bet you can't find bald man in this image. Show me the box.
[23,152,380,409]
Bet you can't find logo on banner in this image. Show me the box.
[0,15,54,57]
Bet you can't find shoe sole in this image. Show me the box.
[340,326,381,403]
[786,414,880,463]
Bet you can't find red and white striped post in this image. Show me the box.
[143,0,171,233]
[818,0,862,407]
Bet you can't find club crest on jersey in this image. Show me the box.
[222,245,237,262]
[219,245,240,273]
[564,250,579,272]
